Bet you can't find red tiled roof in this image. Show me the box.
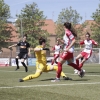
[7,23,19,42]
[42,19,56,35]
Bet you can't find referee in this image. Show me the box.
[9,34,30,72]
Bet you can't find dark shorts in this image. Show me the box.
[17,52,28,59]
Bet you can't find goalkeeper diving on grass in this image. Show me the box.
[19,37,72,82]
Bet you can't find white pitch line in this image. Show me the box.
[0,82,100,89]
[0,70,25,72]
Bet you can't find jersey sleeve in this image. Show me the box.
[66,31,75,40]
[52,46,55,50]
[80,40,84,45]
[17,42,21,46]
[92,40,98,45]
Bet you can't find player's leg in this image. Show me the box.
[19,62,45,82]
[15,55,20,70]
[79,53,91,68]
[21,59,28,72]
[74,54,83,74]
[51,54,58,65]
[79,52,91,68]
[75,54,83,66]
[45,64,72,80]
[65,52,85,78]
[67,52,81,71]
[19,70,42,82]
[21,53,28,72]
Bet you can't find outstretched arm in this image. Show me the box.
[8,44,17,48]
[34,48,49,52]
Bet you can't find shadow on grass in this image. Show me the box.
[40,78,55,81]
[40,78,73,81]
[72,79,90,81]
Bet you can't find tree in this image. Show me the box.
[56,6,82,40]
[16,2,49,48]
[0,0,13,50]
[91,4,100,47]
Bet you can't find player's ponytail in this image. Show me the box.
[64,22,77,37]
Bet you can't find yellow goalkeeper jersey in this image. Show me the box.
[35,45,47,63]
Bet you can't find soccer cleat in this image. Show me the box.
[19,79,24,82]
[78,69,85,78]
[51,78,60,82]
[63,76,72,80]
[74,69,78,74]
[15,67,20,71]
[25,67,28,72]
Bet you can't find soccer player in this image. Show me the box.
[51,40,62,65]
[19,37,72,82]
[52,22,85,82]
[74,32,98,74]
[8,34,30,72]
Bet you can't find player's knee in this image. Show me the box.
[36,69,42,74]
[21,59,25,62]
[21,62,24,64]
[16,56,19,59]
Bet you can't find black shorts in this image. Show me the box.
[18,52,28,59]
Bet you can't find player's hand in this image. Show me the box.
[57,38,60,41]
[64,48,69,52]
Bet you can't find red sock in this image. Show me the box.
[76,59,79,66]
[51,60,54,65]
[68,63,81,71]
[57,62,62,78]
[79,63,83,68]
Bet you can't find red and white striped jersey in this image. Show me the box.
[63,30,75,53]
[80,39,98,53]
[52,45,61,54]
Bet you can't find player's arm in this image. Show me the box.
[79,40,84,52]
[27,43,31,55]
[80,40,84,45]
[57,38,65,44]
[92,40,98,46]
[34,47,49,52]
[8,44,17,48]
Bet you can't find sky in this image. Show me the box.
[4,0,100,23]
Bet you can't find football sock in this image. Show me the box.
[21,62,28,72]
[53,65,67,77]
[56,62,62,78]
[51,60,54,65]
[79,63,83,68]
[15,58,19,68]
[76,59,79,66]
[68,63,81,71]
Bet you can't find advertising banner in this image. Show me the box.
[11,58,27,66]
[28,58,36,66]
[0,58,9,67]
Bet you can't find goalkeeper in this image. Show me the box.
[19,37,72,82]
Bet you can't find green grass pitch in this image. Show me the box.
[0,64,100,100]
